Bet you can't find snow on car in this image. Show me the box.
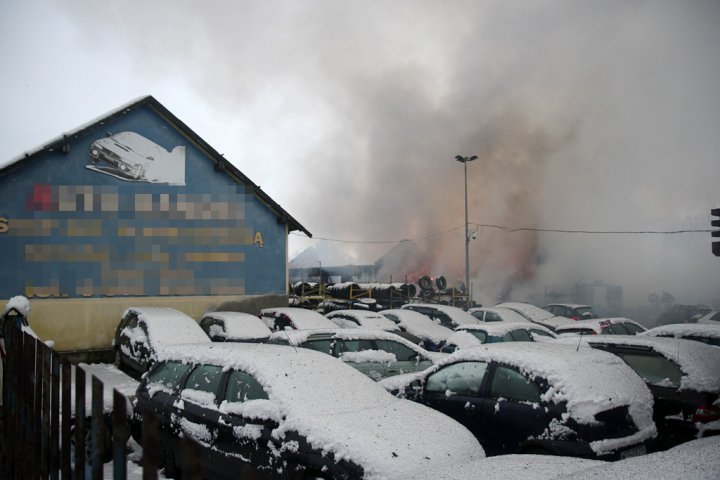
[113,307,210,379]
[493,302,574,331]
[467,306,532,323]
[401,303,480,328]
[326,309,400,331]
[555,318,647,336]
[560,335,720,446]
[441,323,555,353]
[259,307,337,331]
[642,323,720,348]
[138,343,485,479]
[380,342,657,459]
[199,311,272,342]
[380,309,454,351]
[268,328,441,380]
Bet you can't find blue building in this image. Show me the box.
[0,96,310,351]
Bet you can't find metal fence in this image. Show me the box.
[1,321,201,479]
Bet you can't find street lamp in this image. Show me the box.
[455,155,478,302]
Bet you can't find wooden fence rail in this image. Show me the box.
[1,321,202,479]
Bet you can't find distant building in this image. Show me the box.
[0,96,310,351]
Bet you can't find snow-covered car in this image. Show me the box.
[133,343,485,479]
[401,303,480,329]
[562,335,720,448]
[467,307,532,323]
[655,304,713,326]
[380,309,454,351]
[544,303,599,320]
[268,329,439,380]
[440,323,556,353]
[493,302,574,331]
[325,309,426,345]
[199,312,272,343]
[259,307,337,331]
[113,307,210,379]
[696,310,720,325]
[555,318,646,336]
[380,343,657,459]
[641,323,720,348]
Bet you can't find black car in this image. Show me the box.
[567,335,720,448]
[133,343,484,479]
[113,307,210,379]
[380,342,656,459]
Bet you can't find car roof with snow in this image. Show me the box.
[201,311,272,339]
[545,303,591,308]
[494,302,574,330]
[401,303,480,325]
[381,342,655,433]
[559,335,720,392]
[555,317,644,334]
[123,307,210,349]
[260,307,337,329]
[269,328,433,353]
[380,309,454,343]
[157,343,485,478]
[467,307,532,323]
[642,323,720,340]
[457,322,552,336]
[326,309,400,331]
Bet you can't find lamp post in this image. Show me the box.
[455,155,478,302]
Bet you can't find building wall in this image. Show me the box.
[0,104,288,350]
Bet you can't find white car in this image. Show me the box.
[494,302,574,331]
[468,306,532,323]
[380,308,455,351]
[642,323,720,348]
[401,303,480,328]
[441,323,557,353]
[326,309,400,332]
[555,318,646,336]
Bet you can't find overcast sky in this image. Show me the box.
[2,0,719,307]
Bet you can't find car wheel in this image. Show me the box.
[70,420,113,468]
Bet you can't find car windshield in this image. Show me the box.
[613,352,683,387]
[302,338,335,355]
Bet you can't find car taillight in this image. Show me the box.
[692,405,720,423]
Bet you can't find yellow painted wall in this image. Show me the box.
[6,295,282,352]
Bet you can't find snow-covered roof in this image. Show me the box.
[380,309,454,343]
[494,302,574,330]
[467,307,532,323]
[381,342,655,454]
[158,343,484,478]
[124,307,210,351]
[202,311,271,340]
[642,323,720,341]
[0,95,310,236]
[565,335,720,392]
[555,318,644,334]
[401,303,480,326]
[558,435,720,480]
[260,307,337,330]
[327,310,399,331]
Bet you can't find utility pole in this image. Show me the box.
[455,155,478,304]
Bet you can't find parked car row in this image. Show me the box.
[112,303,720,479]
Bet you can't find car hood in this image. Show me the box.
[275,398,485,479]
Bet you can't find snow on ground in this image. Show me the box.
[557,435,720,480]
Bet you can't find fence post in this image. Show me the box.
[75,366,86,480]
[42,342,52,478]
[112,390,128,480]
[31,336,41,479]
[181,437,203,480]
[91,376,104,480]
[51,351,60,480]
[61,361,72,480]
[142,410,158,480]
